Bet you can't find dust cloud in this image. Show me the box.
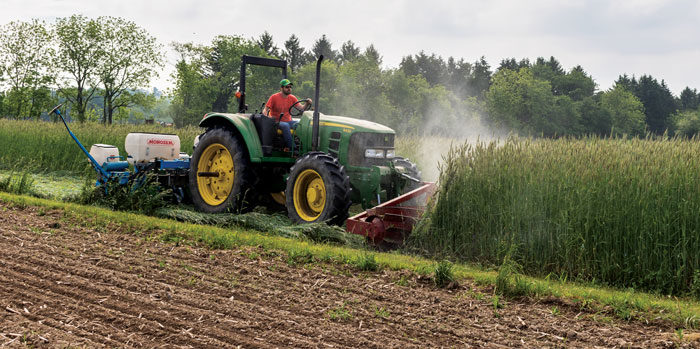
[406,104,508,182]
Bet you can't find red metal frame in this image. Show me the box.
[345,182,436,244]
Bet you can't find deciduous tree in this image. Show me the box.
[97,16,164,124]
[600,84,646,136]
[486,67,560,136]
[0,19,55,119]
[54,15,102,122]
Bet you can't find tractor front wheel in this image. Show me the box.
[189,128,254,213]
[286,152,351,225]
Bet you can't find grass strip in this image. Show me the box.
[2,191,699,329]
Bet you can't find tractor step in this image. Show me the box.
[345,182,436,244]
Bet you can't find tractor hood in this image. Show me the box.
[307,112,395,134]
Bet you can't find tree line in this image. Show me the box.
[172,31,700,137]
[3,15,700,138]
[0,15,163,123]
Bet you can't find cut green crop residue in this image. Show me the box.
[158,208,366,248]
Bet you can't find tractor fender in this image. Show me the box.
[199,113,264,163]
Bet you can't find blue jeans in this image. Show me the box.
[278,120,298,149]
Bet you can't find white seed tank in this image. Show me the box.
[89,144,120,166]
[125,133,181,164]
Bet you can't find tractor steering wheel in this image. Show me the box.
[289,99,312,117]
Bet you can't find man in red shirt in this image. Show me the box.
[262,79,312,152]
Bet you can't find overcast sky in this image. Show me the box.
[3,0,700,95]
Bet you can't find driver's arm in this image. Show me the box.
[262,106,270,116]
[298,98,312,109]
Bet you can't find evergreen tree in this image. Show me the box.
[679,87,699,111]
[399,51,446,86]
[339,40,360,63]
[557,66,596,101]
[312,34,336,61]
[615,74,637,92]
[399,55,419,76]
[498,58,519,71]
[497,58,530,72]
[634,75,676,134]
[470,56,492,99]
[282,34,306,72]
[256,31,279,57]
[363,44,382,65]
[532,56,566,95]
[446,57,471,97]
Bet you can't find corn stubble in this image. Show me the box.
[410,136,700,296]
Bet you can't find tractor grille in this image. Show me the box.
[348,132,395,167]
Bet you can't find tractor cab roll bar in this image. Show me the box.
[238,55,288,113]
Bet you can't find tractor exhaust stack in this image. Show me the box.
[312,55,324,151]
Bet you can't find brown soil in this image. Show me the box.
[0,201,698,348]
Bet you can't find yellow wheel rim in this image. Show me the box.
[293,169,326,221]
[197,143,234,206]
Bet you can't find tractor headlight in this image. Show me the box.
[364,149,385,158]
[385,149,395,159]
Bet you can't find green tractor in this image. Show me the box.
[189,55,420,226]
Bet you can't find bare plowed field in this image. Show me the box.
[0,202,694,348]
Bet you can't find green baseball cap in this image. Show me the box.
[280,79,293,87]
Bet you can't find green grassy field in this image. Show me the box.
[0,119,202,173]
[410,136,700,298]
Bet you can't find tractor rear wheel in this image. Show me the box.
[189,128,254,213]
[286,152,351,225]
